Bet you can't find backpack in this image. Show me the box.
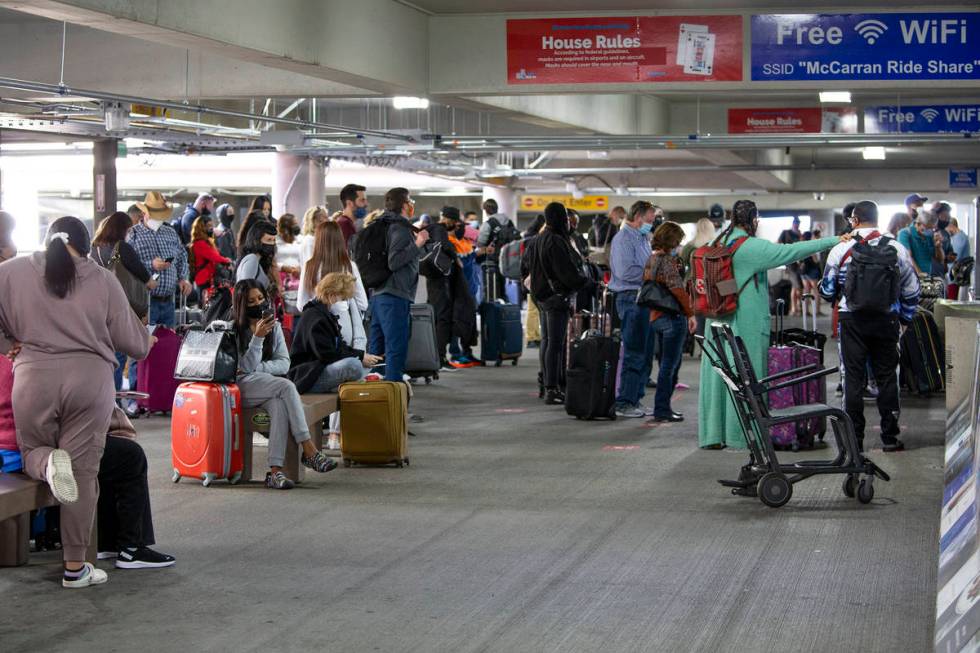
[687,235,752,318]
[499,238,526,280]
[353,218,400,290]
[488,217,521,250]
[842,232,900,315]
[952,256,974,287]
[419,224,454,280]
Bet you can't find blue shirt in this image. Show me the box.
[897,226,935,274]
[951,231,971,262]
[608,224,651,292]
[127,223,189,299]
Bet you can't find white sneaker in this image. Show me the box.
[46,449,78,504]
[637,403,656,417]
[615,406,645,418]
[62,562,108,588]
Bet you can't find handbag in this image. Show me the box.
[94,243,150,319]
[636,257,682,314]
[174,323,240,383]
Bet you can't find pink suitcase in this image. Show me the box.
[768,300,822,450]
[137,326,182,413]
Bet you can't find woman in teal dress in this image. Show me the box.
[697,200,850,449]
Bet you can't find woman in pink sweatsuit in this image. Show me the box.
[0,216,151,588]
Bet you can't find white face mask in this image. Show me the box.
[146,219,162,231]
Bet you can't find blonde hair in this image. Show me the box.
[692,218,716,247]
[302,206,327,236]
[316,272,356,302]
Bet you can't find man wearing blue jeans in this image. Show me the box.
[608,200,658,418]
[367,187,429,382]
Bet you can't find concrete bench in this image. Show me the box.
[241,393,338,483]
[0,473,96,566]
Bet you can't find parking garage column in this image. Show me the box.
[481,187,518,222]
[272,152,325,219]
[93,138,117,221]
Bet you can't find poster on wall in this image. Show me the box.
[752,13,980,82]
[728,107,858,134]
[506,15,743,85]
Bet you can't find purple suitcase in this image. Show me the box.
[767,299,824,449]
[137,326,182,413]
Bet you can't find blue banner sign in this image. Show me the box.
[752,13,980,81]
[949,168,978,189]
[865,104,980,133]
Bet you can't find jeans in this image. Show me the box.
[615,291,654,407]
[309,358,365,394]
[149,297,176,328]
[651,314,687,418]
[114,351,138,393]
[839,315,901,445]
[541,308,570,389]
[369,293,411,382]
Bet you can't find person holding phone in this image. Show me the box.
[232,279,338,490]
[288,272,381,395]
[127,192,192,328]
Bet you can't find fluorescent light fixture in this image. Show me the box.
[862,146,886,160]
[392,96,430,110]
[819,91,852,103]
[587,150,610,160]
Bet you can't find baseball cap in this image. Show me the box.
[905,193,928,206]
[708,203,724,219]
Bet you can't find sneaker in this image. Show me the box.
[62,562,108,588]
[302,450,339,473]
[637,403,656,417]
[409,413,425,423]
[265,471,295,490]
[615,405,644,418]
[675,382,691,390]
[882,439,905,453]
[46,449,78,504]
[439,363,456,372]
[97,551,118,561]
[115,546,176,569]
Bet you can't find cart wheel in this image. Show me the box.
[842,475,857,498]
[758,472,792,508]
[857,478,875,504]
[171,469,181,483]
[511,359,518,366]
[495,360,502,367]
[343,459,352,468]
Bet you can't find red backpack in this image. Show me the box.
[687,235,752,318]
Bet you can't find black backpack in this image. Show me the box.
[419,223,454,280]
[488,217,521,249]
[843,233,900,315]
[353,218,397,290]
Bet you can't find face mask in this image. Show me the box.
[354,206,368,220]
[245,300,269,320]
[259,243,276,258]
[638,222,653,236]
[146,219,162,231]
[206,228,214,237]
[469,220,479,230]
[454,224,465,239]
[290,226,301,237]
[938,219,949,230]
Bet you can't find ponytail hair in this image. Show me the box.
[44,216,91,299]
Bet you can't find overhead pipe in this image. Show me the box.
[0,76,413,142]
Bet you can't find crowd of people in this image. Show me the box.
[0,185,970,589]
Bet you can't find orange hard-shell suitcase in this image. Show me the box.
[339,381,409,468]
[171,382,243,486]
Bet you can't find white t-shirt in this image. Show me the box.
[276,237,302,270]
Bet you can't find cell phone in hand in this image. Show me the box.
[261,309,274,320]
[164,257,175,263]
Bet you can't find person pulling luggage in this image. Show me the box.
[819,200,921,452]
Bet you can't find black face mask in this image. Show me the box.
[245,300,269,320]
[453,224,465,238]
[259,243,277,258]
[290,226,301,237]
[938,219,950,230]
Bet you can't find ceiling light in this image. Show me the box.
[862,146,886,160]
[392,97,430,110]
[819,91,852,103]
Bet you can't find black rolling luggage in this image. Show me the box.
[565,302,619,420]
[405,303,440,383]
[900,307,945,395]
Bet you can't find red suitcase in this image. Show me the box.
[137,326,182,413]
[171,383,244,487]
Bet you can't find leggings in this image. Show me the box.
[541,308,570,389]
[98,436,155,551]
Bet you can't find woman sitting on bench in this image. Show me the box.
[232,279,337,490]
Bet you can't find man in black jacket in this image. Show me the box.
[527,202,589,405]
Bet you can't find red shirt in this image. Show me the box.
[192,238,232,287]
[335,214,356,245]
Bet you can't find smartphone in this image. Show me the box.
[164,257,174,263]
[261,309,274,320]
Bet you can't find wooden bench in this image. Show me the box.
[241,393,338,483]
[0,473,96,566]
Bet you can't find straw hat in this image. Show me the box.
[136,191,172,219]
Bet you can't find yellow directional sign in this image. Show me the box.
[519,195,609,212]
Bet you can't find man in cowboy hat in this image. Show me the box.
[127,191,192,329]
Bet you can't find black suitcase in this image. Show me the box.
[900,307,945,395]
[404,303,440,383]
[565,307,619,420]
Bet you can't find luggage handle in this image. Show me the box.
[774,298,785,347]
[801,293,817,332]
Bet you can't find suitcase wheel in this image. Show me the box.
[396,460,404,468]
[495,360,502,367]
[202,474,215,488]
[228,472,242,485]
[343,459,352,468]
[511,359,518,366]
[404,458,410,467]
[171,469,181,483]
[425,377,432,385]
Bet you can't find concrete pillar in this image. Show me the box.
[272,153,325,219]
[93,138,118,222]
[808,209,836,235]
[481,187,517,222]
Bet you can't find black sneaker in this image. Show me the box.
[882,439,905,452]
[115,546,176,569]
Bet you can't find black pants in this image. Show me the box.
[541,308,570,389]
[839,315,901,445]
[426,277,453,361]
[97,436,155,551]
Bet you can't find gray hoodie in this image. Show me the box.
[375,212,422,302]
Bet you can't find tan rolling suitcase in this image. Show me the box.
[338,381,409,468]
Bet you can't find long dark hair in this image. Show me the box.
[303,221,351,296]
[543,202,569,237]
[232,279,274,361]
[242,219,277,272]
[44,216,92,299]
[237,210,267,252]
[248,195,272,218]
[92,211,132,247]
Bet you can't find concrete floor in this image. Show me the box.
[0,320,943,653]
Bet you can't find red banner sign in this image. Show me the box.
[727,108,859,134]
[507,16,743,85]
